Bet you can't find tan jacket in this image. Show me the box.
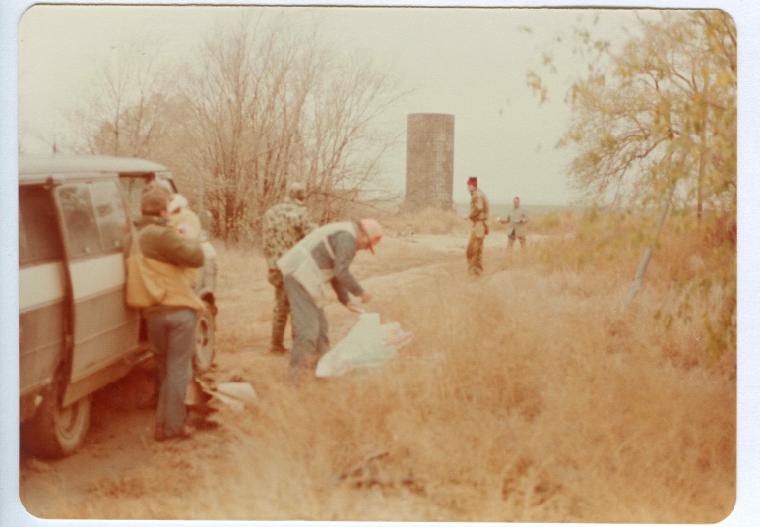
[469,188,490,238]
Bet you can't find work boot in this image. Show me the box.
[155,424,193,442]
[269,344,288,355]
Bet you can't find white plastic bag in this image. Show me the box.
[316,313,413,378]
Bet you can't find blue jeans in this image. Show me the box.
[145,308,197,436]
[283,275,329,373]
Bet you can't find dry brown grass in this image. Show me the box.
[49,210,735,522]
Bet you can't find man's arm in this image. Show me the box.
[329,277,350,305]
[328,232,365,300]
[155,228,205,268]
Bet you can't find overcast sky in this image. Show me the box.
[17,4,653,206]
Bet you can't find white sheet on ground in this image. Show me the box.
[315,312,414,378]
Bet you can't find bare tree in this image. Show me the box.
[68,37,176,158]
[67,16,406,244]
[182,17,405,243]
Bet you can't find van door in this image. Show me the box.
[53,179,142,405]
[19,185,66,417]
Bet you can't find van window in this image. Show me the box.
[19,186,63,265]
[57,181,129,258]
[57,185,101,258]
[91,181,128,251]
[119,176,148,220]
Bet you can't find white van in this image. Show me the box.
[19,154,218,457]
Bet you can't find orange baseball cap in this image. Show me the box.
[359,218,383,254]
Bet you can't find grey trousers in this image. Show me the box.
[283,275,329,372]
[145,308,197,436]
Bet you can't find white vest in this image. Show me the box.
[277,221,357,305]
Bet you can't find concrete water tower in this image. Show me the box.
[404,113,454,211]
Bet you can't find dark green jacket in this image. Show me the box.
[132,215,204,268]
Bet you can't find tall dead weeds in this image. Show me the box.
[64,209,734,522]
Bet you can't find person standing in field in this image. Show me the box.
[261,183,317,355]
[127,185,206,441]
[277,218,383,381]
[466,176,490,276]
[500,195,528,250]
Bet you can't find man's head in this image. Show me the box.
[467,177,478,192]
[357,218,383,254]
[288,182,307,204]
[141,185,172,217]
[513,195,521,208]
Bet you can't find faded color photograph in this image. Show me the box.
[15,3,736,523]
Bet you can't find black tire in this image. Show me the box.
[193,301,216,373]
[21,372,92,458]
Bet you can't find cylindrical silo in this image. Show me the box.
[404,113,454,211]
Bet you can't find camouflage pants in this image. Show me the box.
[268,268,290,352]
[466,232,485,275]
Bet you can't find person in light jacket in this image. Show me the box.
[501,195,528,249]
[277,218,383,380]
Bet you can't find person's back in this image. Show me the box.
[262,199,315,267]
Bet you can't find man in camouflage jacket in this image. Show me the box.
[262,183,317,354]
[466,177,490,276]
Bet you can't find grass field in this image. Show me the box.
[20,207,735,522]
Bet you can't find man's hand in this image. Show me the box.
[346,302,364,314]
[360,291,372,303]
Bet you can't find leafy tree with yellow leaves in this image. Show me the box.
[560,11,735,219]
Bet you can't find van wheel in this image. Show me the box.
[21,373,92,458]
[193,301,216,373]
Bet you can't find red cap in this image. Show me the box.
[467,177,478,187]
